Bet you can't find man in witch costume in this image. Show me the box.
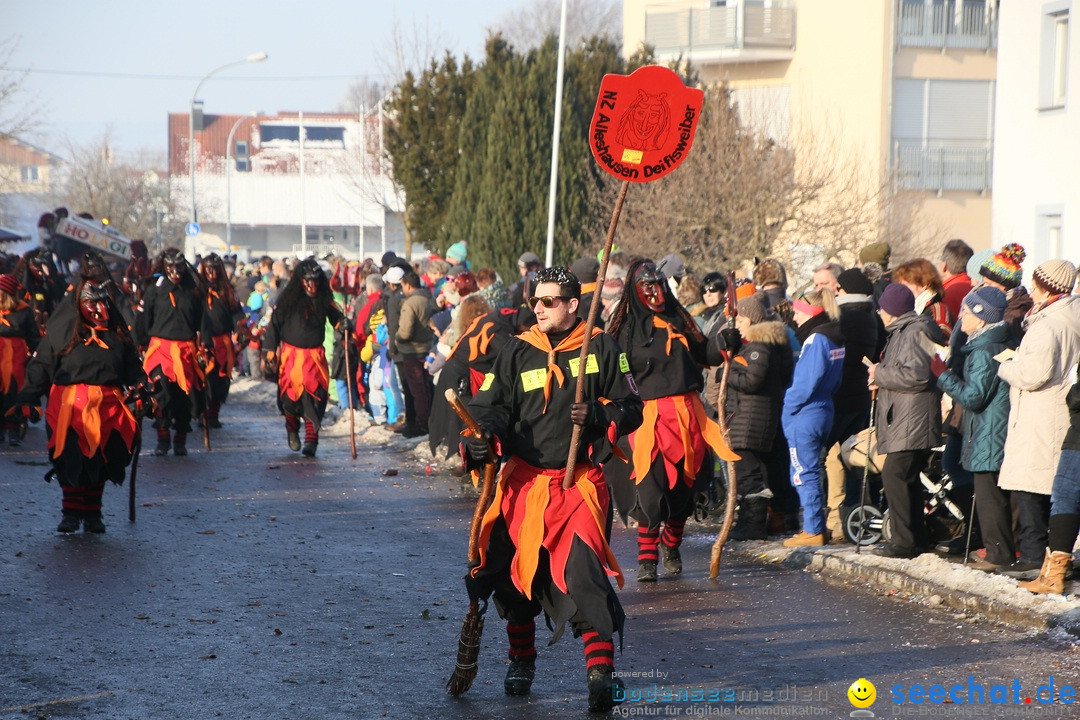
[463,266,643,712]
[199,253,245,428]
[135,248,205,457]
[263,259,344,457]
[605,259,739,582]
[18,279,146,533]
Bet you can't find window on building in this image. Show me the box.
[892,78,995,191]
[303,126,345,144]
[261,125,300,143]
[1037,210,1065,258]
[1041,3,1070,108]
[235,158,251,172]
[20,165,39,182]
[235,140,249,157]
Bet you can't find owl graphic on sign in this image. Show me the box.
[616,89,670,151]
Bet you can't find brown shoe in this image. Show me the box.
[967,557,1003,572]
[387,420,408,432]
[1018,549,1071,595]
[783,531,825,547]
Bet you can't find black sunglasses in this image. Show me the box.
[703,284,724,293]
[528,295,570,309]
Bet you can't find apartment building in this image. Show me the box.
[623,0,999,261]
[167,110,404,261]
[992,0,1077,272]
[0,136,61,248]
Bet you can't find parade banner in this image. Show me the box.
[589,64,705,183]
[53,215,132,261]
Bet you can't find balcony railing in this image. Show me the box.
[893,140,993,192]
[897,0,997,50]
[644,1,795,55]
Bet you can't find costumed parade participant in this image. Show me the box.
[135,248,205,457]
[14,247,65,332]
[199,253,244,429]
[0,274,39,446]
[263,259,344,457]
[605,259,738,581]
[18,279,147,533]
[463,267,643,712]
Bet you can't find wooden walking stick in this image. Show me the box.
[128,394,150,523]
[444,388,498,697]
[342,326,357,460]
[709,271,739,578]
[564,180,629,488]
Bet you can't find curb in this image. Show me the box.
[731,541,1080,638]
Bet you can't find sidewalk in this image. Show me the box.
[728,539,1080,639]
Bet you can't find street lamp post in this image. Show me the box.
[188,51,268,254]
[226,113,260,256]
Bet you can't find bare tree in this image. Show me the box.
[493,0,622,48]
[594,83,940,289]
[0,36,39,142]
[52,133,183,248]
[338,77,389,116]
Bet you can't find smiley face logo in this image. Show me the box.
[848,678,876,708]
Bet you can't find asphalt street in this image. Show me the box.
[1,383,1077,719]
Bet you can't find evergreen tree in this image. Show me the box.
[383,52,474,259]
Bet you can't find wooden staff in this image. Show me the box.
[343,325,357,460]
[444,388,498,696]
[129,401,143,522]
[709,271,739,578]
[563,179,630,489]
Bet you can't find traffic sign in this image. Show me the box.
[185,222,201,237]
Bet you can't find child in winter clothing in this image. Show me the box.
[936,287,1015,569]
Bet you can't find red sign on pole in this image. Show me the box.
[589,65,704,183]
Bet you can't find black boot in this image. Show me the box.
[84,513,106,534]
[57,513,80,533]
[8,427,21,447]
[172,432,187,457]
[730,497,770,541]
[637,561,657,582]
[586,664,624,712]
[661,543,682,575]
[301,440,318,458]
[504,657,535,696]
[153,429,170,456]
[287,431,301,452]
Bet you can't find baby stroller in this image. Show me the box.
[839,429,967,547]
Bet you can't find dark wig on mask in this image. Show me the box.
[275,259,334,322]
[58,277,137,356]
[606,258,705,347]
[199,253,241,313]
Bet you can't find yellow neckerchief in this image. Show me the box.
[652,315,689,354]
[447,314,485,360]
[206,288,220,308]
[581,281,597,295]
[517,321,602,413]
[83,326,110,349]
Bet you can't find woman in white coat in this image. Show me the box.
[996,260,1080,580]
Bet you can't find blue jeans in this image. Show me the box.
[335,379,360,410]
[785,417,830,536]
[1050,449,1080,516]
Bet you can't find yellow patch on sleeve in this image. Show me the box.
[618,352,629,373]
[479,373,494,392]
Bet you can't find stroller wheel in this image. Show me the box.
[843,504,884,546]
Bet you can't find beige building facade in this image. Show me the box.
[623,0,998,264]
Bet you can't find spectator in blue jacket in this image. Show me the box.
[782,288,845,546]
[936,287,1015,570]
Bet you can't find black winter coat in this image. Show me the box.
[834,296,878,415]
[723,320,794,452]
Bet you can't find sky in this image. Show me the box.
[4,0,534,161]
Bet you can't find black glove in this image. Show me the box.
[720,326,742,351]
[465,431,494,464]
[570,401,600,428]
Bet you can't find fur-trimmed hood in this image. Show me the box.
[742,320,789,346]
